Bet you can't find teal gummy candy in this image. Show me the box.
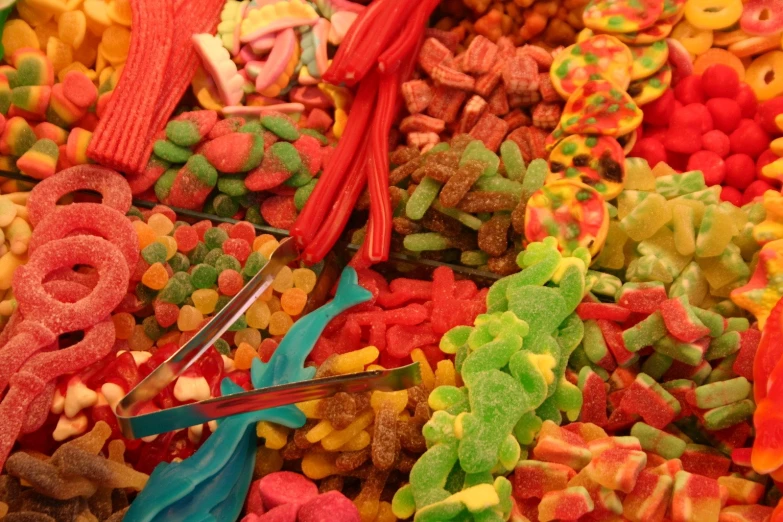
[153,139,192,163]
[630,422,686,459]
[655,170,707,199]
[141,241,167,265]
[406,177,442,220]
[260,114,300,141]
[169,253,190,273]
[641,351,673,380]
[459,140,499,177]
[622,311,666,352]
[204,227,228,249]
[458,369,528,474]
[403,232,451,251]
[215,254,241,273]
[693,377,750,409]
[705,331,741,360]
[702,399,755,431]
[508,286,568,336]
[191,263,218,289]
[500,140,526,181]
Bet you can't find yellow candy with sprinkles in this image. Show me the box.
[559,79,643,137]
[525,180,610,256]
[583,0,663,33]
[550,35,633,98]
[628,63,671,105]
[548,135,626,199]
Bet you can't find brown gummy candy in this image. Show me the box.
[389,157,424,185]
[420,209,463,237]
[389,146,420,166]
[393,217,421,235]
[487,250,519,275]
[318,392,357,430]
[511,197,527,234]
[457,191,518,212]
[438,160,483,208]
[335,447,371,472]
[4,513,57,522]
[371,403,399,471]
[18,490,88,522]
[318,475,344,494]
[395,452,418,473]
[411,163,454,184]
[478,214,512,257]
[294,421,317,449]
[5,453,97,500]
[280,440,305,461]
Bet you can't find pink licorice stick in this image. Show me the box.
[365,68,399,263]
[302,141,369,264]
[290,72,379,247]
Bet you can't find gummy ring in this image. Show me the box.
[43,267,100,290]
[693,48,745,77]
[27,165,132,227]
[629,63,672,106]
[728,33,781,59]
[29,203,140,269]
[629,40,669,80]
[712,28,749,47]
[583,0,663,33]
[524,180,609,256]
[684,0,743,30]
[13,235,129,334]
[745,51,783,101]
[547,135,626,199]
[549,34,633,98]
[741,0,783,36]
[671,19,714,55]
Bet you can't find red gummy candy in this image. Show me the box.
[598,319,638,367]
[580,370,608,427]
[687,150,726,186]
[154,301,179,328]
[730,119,770,159]
[659,297,710,343]
[706,98,742,134]
[576,302,631,322]
[701,130,731,158]
[631,137,667,168]
[736,83,759,119]
[757,96,783,135]
[674,74,704,105]
[230,221,256,246]
[246,479,266,516]
[680,446,731,479]
[733,327,761,381]
[642,89,675,126]
[173,225,199,253]
[385,323,439,359]
[702,64,740,99]
[258,471,318,510]
[62,71,98,109]
[222,238,251,263]
[297,491,360,522]
[724,154,757,190]
[664,127,702,154]
[617,284,667,313]
[671,103,713,134]
[720,186,743,206]
[619,377,677,429]
[260,196,297,230]
[743,179,775,204]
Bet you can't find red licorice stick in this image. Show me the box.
[302,142,369,264]
[290,72,379,247]
[365,68,399,263]
[377,0,438,74]
[338,0,418,86]
[321,0,386,84]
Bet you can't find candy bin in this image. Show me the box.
[2,0,783,521]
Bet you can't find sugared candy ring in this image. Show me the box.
[550,34,633,98]
[740,0,783,36]
[27,165,132,227]
[29,203,140,270]
[524,181,610,256]
[684,0,743,30]
[13,235,129,334]
[583,0,663,34]
[746,51,783,101]
[547,135,626,199]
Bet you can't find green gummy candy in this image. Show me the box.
[166,120,202,147]
[554,263,585,314]
[425,142,450,156]
[521,158,548,195]
[535,395,562,425]
[497,436,521,472]
[673,185,721,205]
[392,484,416,519]
[655,170,707,199]
[726,317,749,333]
[500,141,526,181]
[169,253,190,273]
[441,326,472,354]
[445,463,466,494]
[403,232,451,251]
[474,176,522,197]
[692,307,725,337]
[459,140,499,177]
[494,476,513,519]
[429,386,469,415]
[244,206,264,225]
[669,262,709,307]
[191,263,218,289]
[455,344,469,373]
[513,411,542,446]
[141,242,167,265]
[693,377,750,409]
[204,227,228,249]
[186,154,218,187]
[702,399,755,431]
[486,278,510,314]
[412,412,459,507]
[215,254,241,273]
[142,316,165,340]
[457,369,528,474]
[406,177,443,220]
[508,286,568,336]
[154,168,178,202]
[239,120,264,135]
[641,351,673,380]
[268,141,302,173]
[6,120,35,156]
[551,377,582,421]
[705,331,741,360]
[260,114,300,141]
[217,175,249,197]
[622,311,666,352]
[508,350,553,410]
[284,165,313,188]
[158,279,188,305]
[187,242,209,265]
[705,353,738,384]
[432,202,483,230]
[631,422,686,459]
[294,179,317,211]
[203,247,223,266]
[585,271,622,298]
[153,139,192,163]
[300,128,328,144]
[243,251,267,278]
[461,250,489,266]
[556,312,584,356]
[583,319,611,367]
[653,335,704,366]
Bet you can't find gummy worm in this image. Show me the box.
[290,71,379,248]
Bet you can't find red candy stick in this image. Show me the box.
[322,0,388,85]
[377,0,437,74]
[26,165,132,227]
[291,72,378,247]
[0,236,128,394]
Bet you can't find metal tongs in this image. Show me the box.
[116,237,422,440]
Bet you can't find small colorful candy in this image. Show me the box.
[560,80,644,137]
[547,135,626,199]
[549,35,634,98]
[583,0,664,34]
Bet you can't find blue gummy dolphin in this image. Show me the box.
[124,267,372,522]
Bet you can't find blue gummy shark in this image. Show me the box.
[124,267,372,522]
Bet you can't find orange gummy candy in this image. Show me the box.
[281,287,307,316]
[111,312,135,340]
[234,342,260,370]
[142,262,169,290]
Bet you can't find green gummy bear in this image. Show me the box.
[513,411,543,446]
[441,326,472,354]
[556,312,585,356]
[487,311,529,339]
[411,411,460,508]
[429,386,470,415]
[536,395,563,425]
[456,370,528,474]
[495,435,521,472]
[461,332,524,387]
[493,476,513,519]
[551,377,583,421]
[392,485,416,520]
[508,350,554,410]
[507,286,568,336]
[463,471,494,488]
[553,262,586,314]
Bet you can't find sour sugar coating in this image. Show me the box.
[26,164,132,227]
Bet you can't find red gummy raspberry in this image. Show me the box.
[730,119,770,158]
[701,130,731,158]
[643,89,675,126]
[706,98,742,134]
[736,83,758,119]
[756,97,783,135]
[671,103,713,134]
[743,179,776,204]
[756,149,780,182]
[702,64,740,99]
[723,154,756,190]
[664,127,702,154]
[720,186,743,206]
[674,75,704,105]
[687,150,726,185]
[631,138,667,168]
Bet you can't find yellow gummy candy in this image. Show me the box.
[73,31,100,68]
[107,0,133,27]
[305,419,334,443]
[192,288,219,315]
[16,0,54,28]
[3,20,39,58]
[320,410,373,451]
[695,205,735,258]
[46,37,73,74]
[434,359,457,388]
[301,451,339,480]
[332,346,379,374]
[256,421,289,449]
[410,348,435,390]
[101,25,131,64]
[59,10,87,49]
[337,430,370,451]
[296,399,322,419]
[621,193,671,242]
[84,0,112,36]
[670,201,696,256]
[595,221,627,270]
[624,158,656,191]
[370,390,408,414]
